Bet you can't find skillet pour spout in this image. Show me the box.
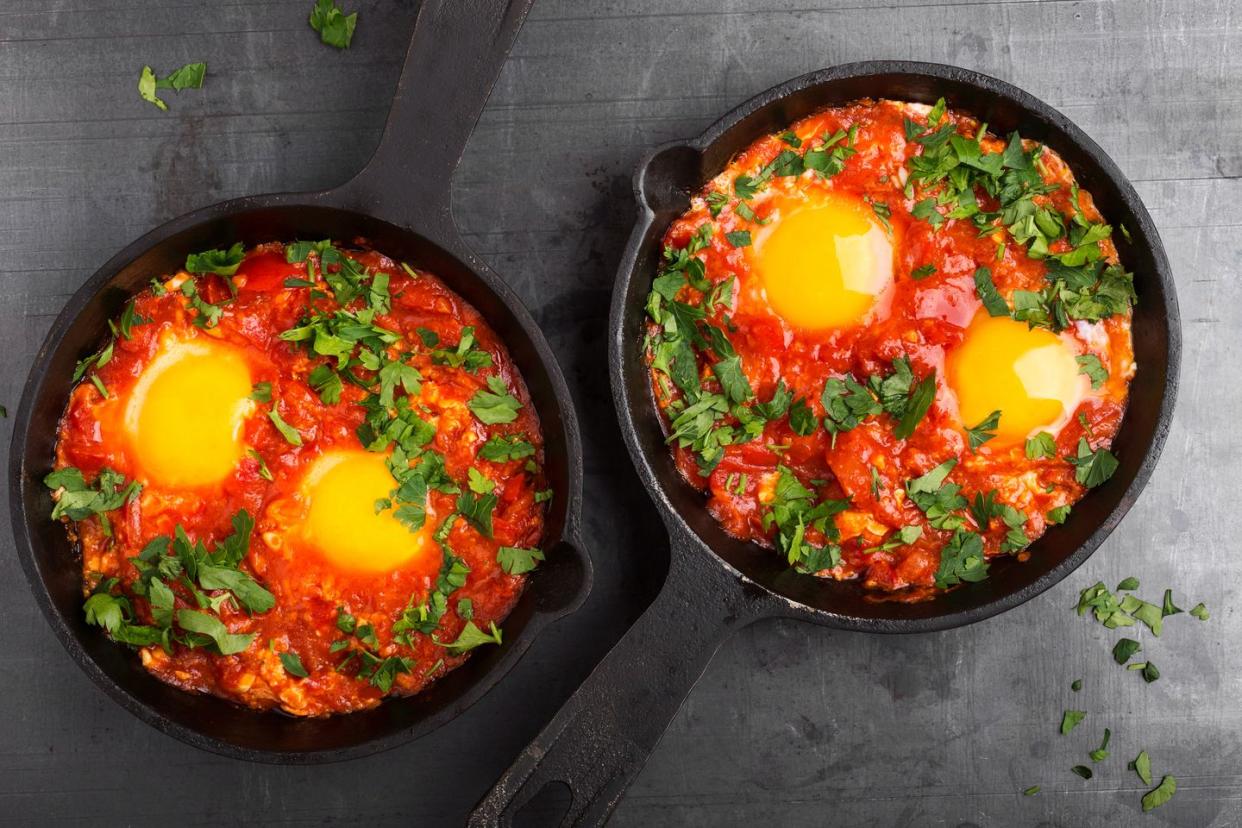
[10,0,592,762]
[471,61,1179,825]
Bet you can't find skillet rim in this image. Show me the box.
[9,190,590,763]
[609,60,1181,633]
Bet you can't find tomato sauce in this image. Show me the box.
[645,100,1134,599]
[52,241,547,715]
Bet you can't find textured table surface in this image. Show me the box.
[1,1,1238,826]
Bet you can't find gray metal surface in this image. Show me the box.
[0,1,1236,826]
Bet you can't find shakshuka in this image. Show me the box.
[47,240,549,715]
[643,98,1135,599]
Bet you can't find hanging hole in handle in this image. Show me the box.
[530,537,592,617]
[637,144,704,216]
[513,780,573,828]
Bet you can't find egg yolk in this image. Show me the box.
[302,450,432,573]
[124,339,253,487]
[947,313,1087,442]
[751,192,893,329]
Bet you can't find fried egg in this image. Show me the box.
[123,338,253,487]
[947,313,1087,442]
[750,190,893,329]
[299,450,433,573]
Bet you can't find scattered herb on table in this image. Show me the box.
[138,62,207,111]
[309,0,358,49]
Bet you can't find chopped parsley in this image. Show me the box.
[1130,750,1152,785]
[279,651,309,678]
[309,0,357,49]
[934,529,987,587]
[763,467,848,574]
[44,467,140,536]
[901,100,1135,330]
[438,620,503,655]
[497,546,545,575]
[479,434,535,464]
[1112,637,1141,664]
[1076,354,1108,389]
[973,266,1009,317]
[1060,709,1086,735]
[186,243,245,277]
[138,62,206,111]
[469,376,522,425]
[247,449,274,481]
[268,408,303,446]
[1067,438,1118,487]
[1142,776,1176,812]
[907,460,968,532]
[964,410,1001,451]
[1089,728,1111,762]
[179,278,226,328]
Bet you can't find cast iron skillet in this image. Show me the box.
[472,61,1180,825]
[9,0,592,763]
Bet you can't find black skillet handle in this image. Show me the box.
[469,532,771,827]
[327,0,533,236]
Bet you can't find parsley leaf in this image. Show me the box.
[1025,432,1057,459]
[1060,709,1086,735]
[1142,776,1176,812]
[1076,354,1108,389]
[911,197,944,229]
[176,609,255,655]
[268,408,303,446]
[138,62,206,110]
[973,266,1009,317]
[186,243,245,277]
[177,279,226,329]
[497,546,545,575]
[820,375,881,436]
[279,651,309,678]
[247,449,274,481]
[1089,728,1111,762]
[934,529,987,587]
[712,355,753,404]
[309,0,357,49]
[894,372,936,440]
[725,230,752,248]
[457,490,497,538]
[479,435,536,463]
[1130,751,1153,785]
[911,264,937,280]
[788,398,819,436]
[438,620,503,655]
[44,467,141,528]
[965,410,1001,451]
[1112,637,1141,664]
[1067,438,1118,487]
[307,364,343,405]
[467,467,495,494]
[908,460,968,531]
[753,380,792,420]
[468,376,522,425]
